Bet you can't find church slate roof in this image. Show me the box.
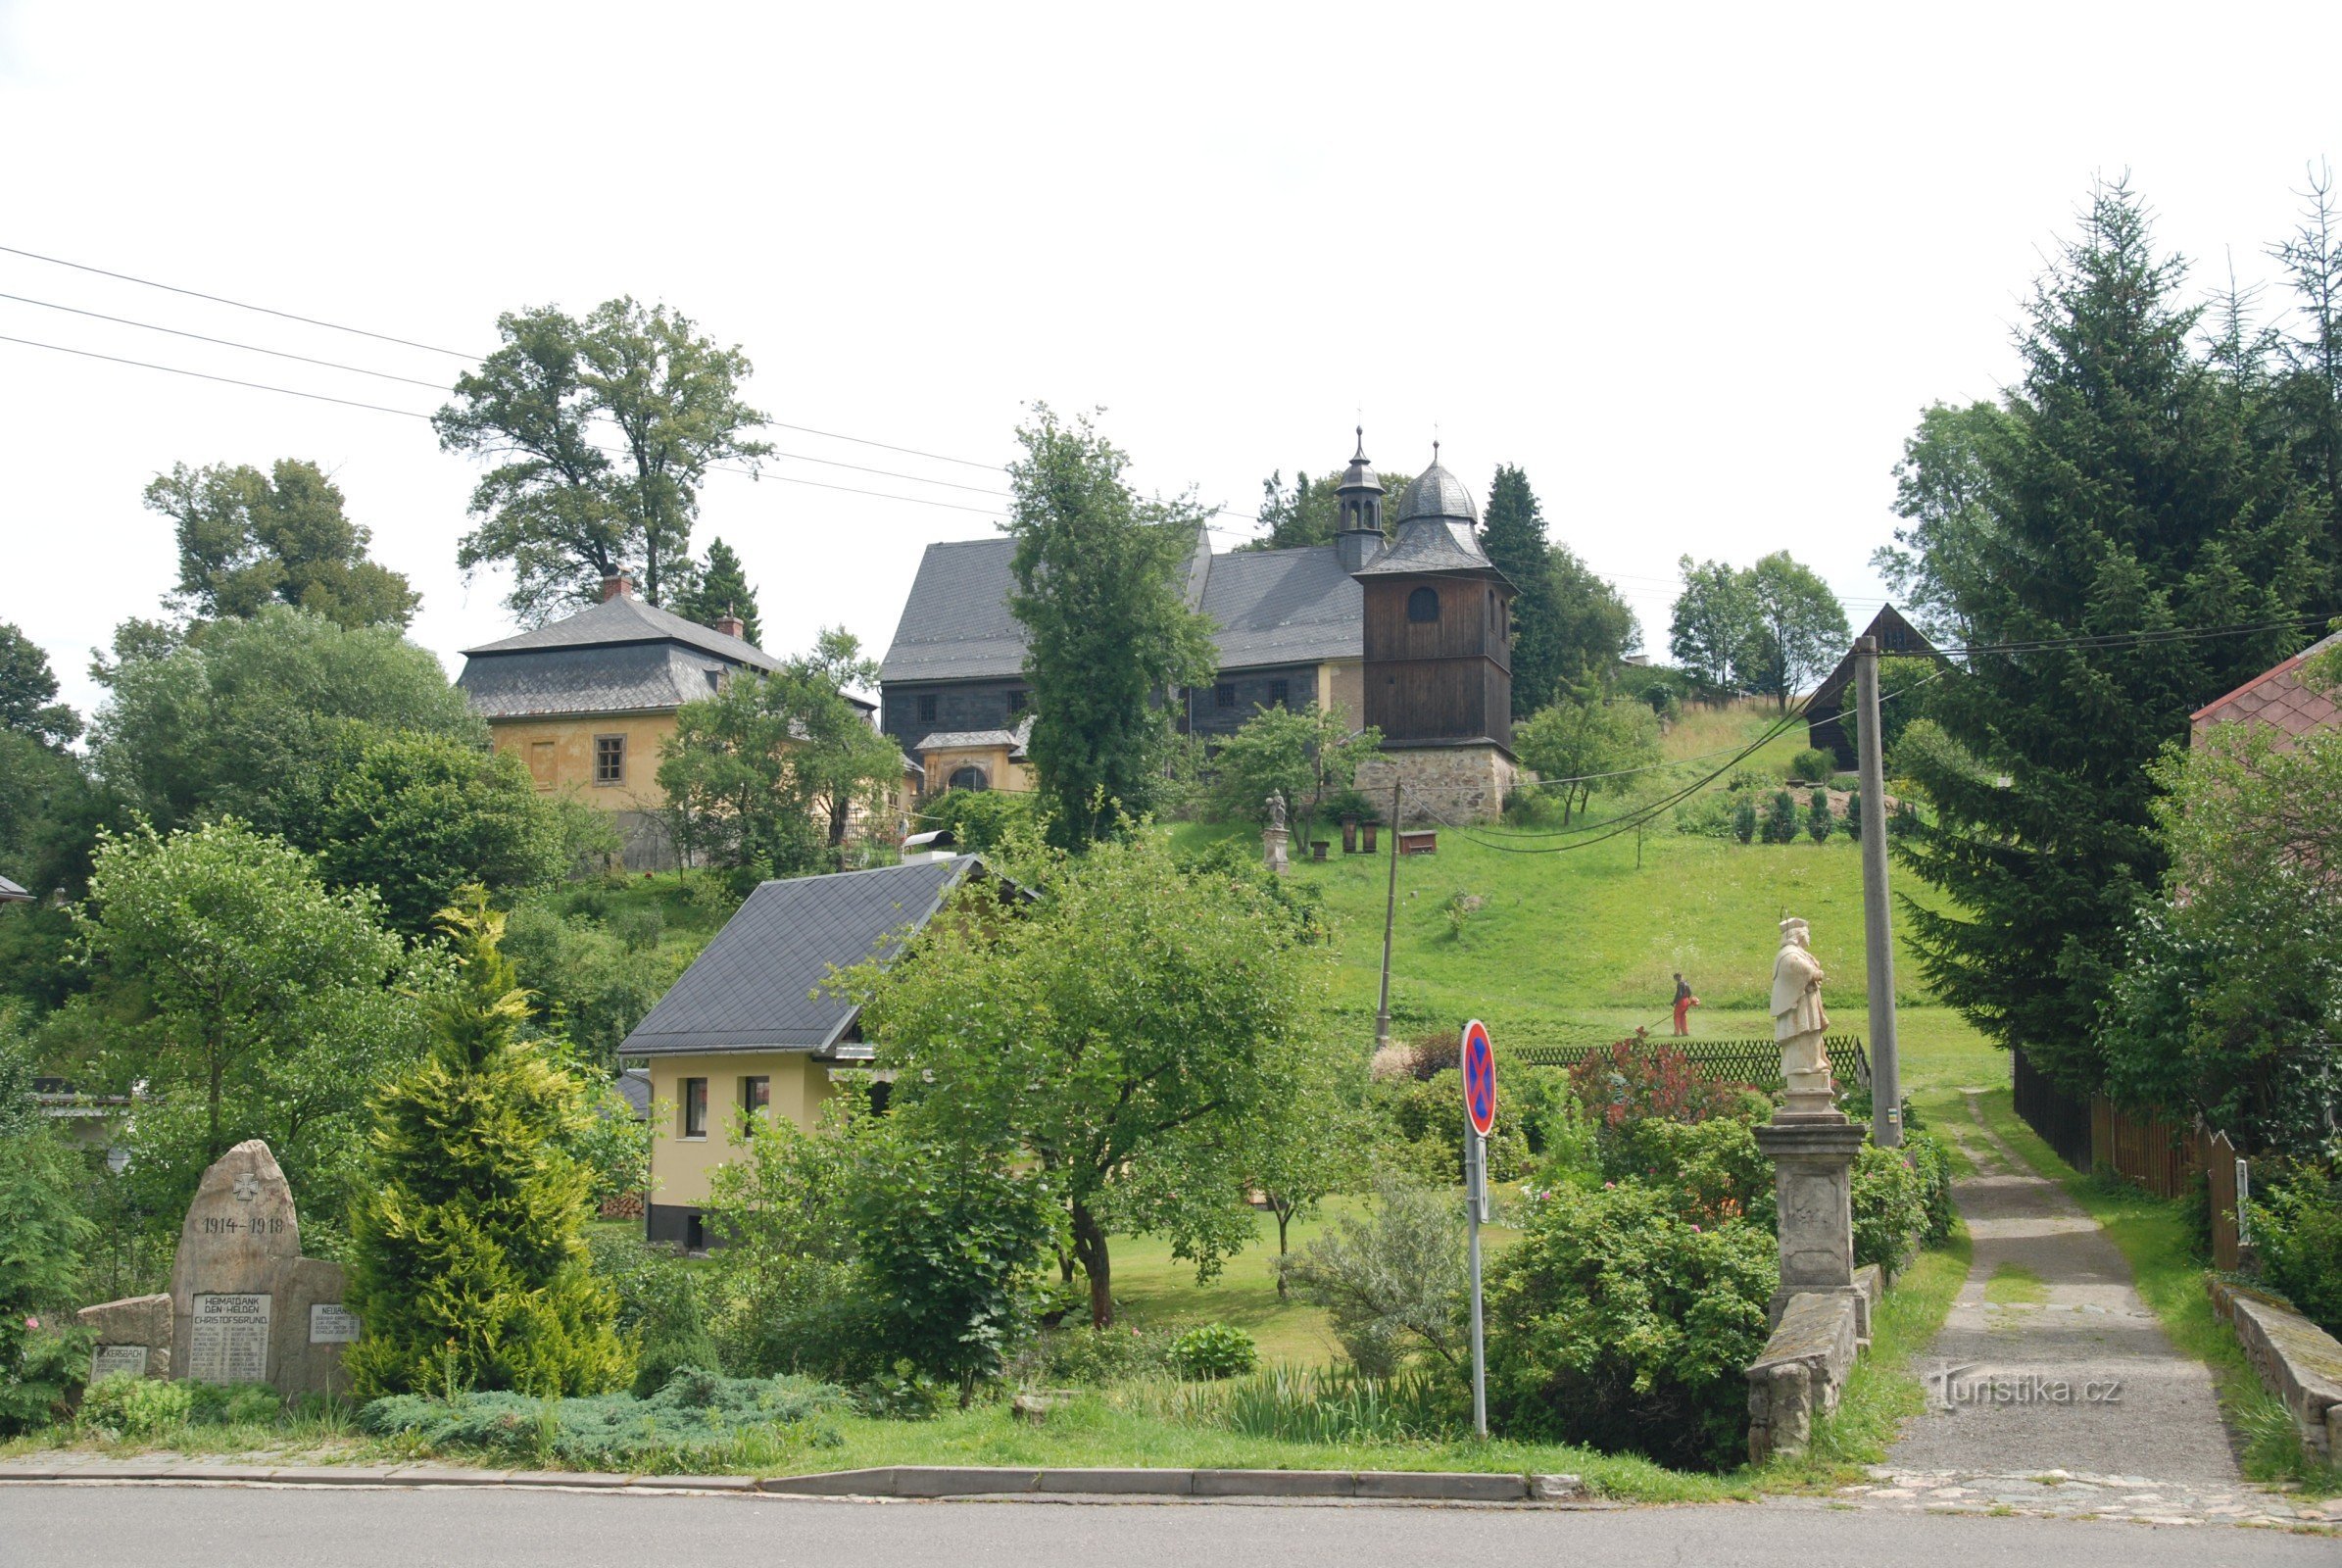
[882,536,1362,685]
[1356,458,1508,581]
[463,593,778,669]
[619,856,984,1054]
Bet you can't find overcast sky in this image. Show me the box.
[6,2,2340,723]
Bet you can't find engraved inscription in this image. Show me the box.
[90,1344,149,1381]
[309,1303,360,1344]
[188,1293,271,1384]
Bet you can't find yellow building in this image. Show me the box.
[913,714,1034,797]
[619,855,1000,1250]
[456,574,910,868]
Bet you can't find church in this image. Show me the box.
[879,432,1521,823]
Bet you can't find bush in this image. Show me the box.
[1843,790,1863,841]
[1279,1182,1468,1378]
[1373,1068,1528,1184]
[0,1036,94,1433]
[3,1326,92,1436]
[1732,796,1758,844]
[586,1231,723,1396]
[1566,1037,1742,1134]
[1902,1131,1956,1247]
[359,1367,845,1471]
[704,1108,866,1381]
[1806,789,1832,843]
[78,1373,194,1437]
[1672,789,1738,838]
[920,788,1039,855]
[1788,748,1836,784]
[1604,1114,1774,1228]
[2250,1159,2342,1337]
[1849,1142,1927,1274]
[1211,1362,1458,1443]
[1486,1181,1775,1471]
[1025,1324,1174,1386]
[1169,1323,1258,1381]
[1762,790,1798,844]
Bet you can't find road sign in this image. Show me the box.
[1460,1018,1496,1139]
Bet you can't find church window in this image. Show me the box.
[1269,679,1289,708]
[1406,586,1439,623]
[594,734,626,785]
[949,764,988,792]
[1215,682,1236,709]
[918,693,938,724]
[1007,689,1028,713]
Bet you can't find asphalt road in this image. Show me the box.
[1,1485,2332,1568]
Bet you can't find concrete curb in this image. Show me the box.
[0,1460,1587,1504]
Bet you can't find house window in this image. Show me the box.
[681,1077,707,1139]
[594,734,626,785]
[526,741,556,789]
[1214,682,1236,710]
[950,764,988,792]
[684,1212,706,1251]
[1007,690,1028,713]
[1407,586,1439,623]
[741,1075,769,1120]
[1268,679,1289,709]
[918,693,939,724]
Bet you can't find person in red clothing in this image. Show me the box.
[1671,972,1699,1036]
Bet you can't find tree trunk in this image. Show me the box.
[1071,1199,1113,1328]
[1273,1201,1292,1299]
[208,1047,223,1162]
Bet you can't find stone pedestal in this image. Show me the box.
[1262,825,1290,876]
[1752,1112,1868,1327]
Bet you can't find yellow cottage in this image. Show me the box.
[618,854,1000,1250]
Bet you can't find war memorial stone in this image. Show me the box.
[76,1140,357,1396]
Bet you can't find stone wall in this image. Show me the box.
[2213,1279,2342,1461]
[1353,744,1518,826]
[1745,1266,1883,1462]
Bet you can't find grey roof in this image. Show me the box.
[913,715,1033,760]
[613,1067,651,1119]
[619,857,981,1054]
[459,641,744,719]
[1393,461,1478,525]
[1337,428,1383,496]
[879,537,1029,682]
[1198,545,1362,666]
[463,592,779,669]
[0,873,30,904]
[1357,461,1506,581]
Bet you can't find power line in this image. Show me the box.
[0,289,458,391]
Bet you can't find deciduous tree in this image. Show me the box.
[1205,703,1382,850]
[144,459,418,630]
[0,623,80,746]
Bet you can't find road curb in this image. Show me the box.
[0,1461,1587,1504]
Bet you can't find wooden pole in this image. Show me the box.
[1374,781,1401,1054]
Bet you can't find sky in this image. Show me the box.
[5,2,2340,724]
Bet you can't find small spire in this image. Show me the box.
[1352,423,1366,462]
[1433,437,1441,465]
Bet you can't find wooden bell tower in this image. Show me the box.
[1354,450,1515,753]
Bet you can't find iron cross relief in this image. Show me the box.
[231,1173,260,1202]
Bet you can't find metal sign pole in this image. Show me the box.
[1467,1128,1488,1440]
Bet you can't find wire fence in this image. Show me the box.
[1508,1034,1872,1094]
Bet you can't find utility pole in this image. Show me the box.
[1374,781,1402,1053]
[1854,636,1903,1146]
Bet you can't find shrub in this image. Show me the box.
[920,788,1039,855]
[704,1107,866,1381]
[0,1033,94,1434]
[2250,1159,2342,1337]
[1763,790,1798,844]
[359,1367,845,1471]
[1373,1068,1528,1184]
[586,1231,723,1396]
[1026,1324,1174,1386]
[1604,1114,1774,1227]
[1849,1142,1927,1274]
[1672,789,1738,838]
[1486,1181,1776,1471]
[1843,790,1863,841]
[1732,796,1758,844]
[1279,1182,1468,1378]
[1902,1131,1955,1247]
[1788,747,1836,784]
[1169,1323,1258,1381]
[1806,789,1832,843]
[1566,1037,1741,1132]
[79,1372,193,1437]
[1214,1362,1458,1443]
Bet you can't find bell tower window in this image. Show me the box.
[1406,586,1439,623]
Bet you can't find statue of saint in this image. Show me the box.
[1771,917,1832,1109]
[1266,791,1288,833]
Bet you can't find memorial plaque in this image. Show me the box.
[188,1293,271,1384]
[90,1344,149,1381]
[309,1303,360,1344]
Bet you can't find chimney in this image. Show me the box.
[714,610,746,640]
[600,571,634,602]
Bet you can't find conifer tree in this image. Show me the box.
[1481,466,1562,715]
[343,892,627,1397]
[1895,181,2319,1093]
[673,536,761,645]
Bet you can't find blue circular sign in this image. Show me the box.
[1460,1019,1496,1138]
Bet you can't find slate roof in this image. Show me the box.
[619,857,983,1055]
[463,593,779,668]
[1393,462,1479,525]
[0,873,30,903]
[1355,460,1508,582]
[613,1067,651,1119]
[1198,546,1363,665]
[460,641,745,719]
[913,715,1033,759]
[878,537,1029,683]
[2191,629,2342,743]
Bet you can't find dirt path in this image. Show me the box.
[1881,1093,2239,1488]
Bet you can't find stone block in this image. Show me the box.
[758,1467,898,1495]
[1354,746,1519,826]
[1754,1118,1866,1323]
[76,1294,171,1381]
[2222,1290,2342,1460]
[1034,1468,1192,1495]
[1531,1473,1585,1500]
[1353,1471,1529,1501]
[1746,1289,1861,1463]
[1194,1468,1354,1497]
[890,1467,1040,1497]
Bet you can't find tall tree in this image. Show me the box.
[1246,467,1413,551]
[144,460,418,630]
[1547,542,1640,688]
[670,536,761,644]
[1873,402,2013,647]
[1668,557,1756,699]
[1896,180,2319,1094]
[437,299,771,621]
[1740,552,1848,710]
[2271,162,2342,587]
[1480,466,1563,715]
[1004,407,1216,847]
[0,623,80,747]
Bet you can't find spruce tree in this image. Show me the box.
[343,892,627,1397]
[1480,466,1563,714]
[1896,181,2319,1094]
[673,536,761,644]
[1806,789,1832,843]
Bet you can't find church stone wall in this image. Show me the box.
[1353,744,1518,826]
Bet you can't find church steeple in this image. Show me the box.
[1334,426,1385,572]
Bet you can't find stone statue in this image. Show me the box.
[1771,917,1832,1112]
[1266,790,1288,832]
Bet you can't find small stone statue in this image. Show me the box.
[1771,917,1832,1112]
[1266,791,1288,833]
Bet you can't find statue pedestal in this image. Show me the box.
[1753,1111,1869,1329]
[1262,826,1290,876]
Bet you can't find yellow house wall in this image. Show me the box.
[1321,659,1365,729]
[646,1053,836,1209]
[487,710,678,815]
[920,744,1031,796]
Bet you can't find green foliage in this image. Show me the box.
[918,787,1039,855]
[1546,542,1642,695]
[1805,788,1832,843]
[1211,1361,1459,1443]
[1248,466,1411,551]
[1167,1322,1259,1381]
[1003,406,1218,846]
[1890,182,2324,1097]
[78,1372,195,1438]
[1203,704,1382,852]
[701,1099,866,1381]
[1485,1181,1776,1471]
[1026,1324,1173,1386]
[90,605,480,832]
[1842,789,1862,842]
[0,728,116,1014]
[359,1368,845,1471]
[585,1230,722,1395]
[1788,748,1835,784]
[73,819,431,1225]
[1478,466,1644,715]
[1762,789,1797,844]
[0,1028,94,1433]
[1566,1038,1741,1133]
[1513,693,1662,824]
[569,1081,655,1212]
[659,660,900,875]
[851,829,1332,1328]
[1601,1114,1774,1228]
[0,621,81,746]
[264,725,566,936]
[438,297,773,619]
[1849,1143,1927,1274]
[343,895,628,1398]
[501,900,702,1069]
[2102,726,2342,1150]
[1902,1130,1956,1247]
[2249,1158,2342,1337]
[1277,1182,1468,1378]
[144,458,418,631]
[669,536,761,644]
[1732,795,1757,844]
[1845,654,1941,769]
[1668,555,1847,708]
